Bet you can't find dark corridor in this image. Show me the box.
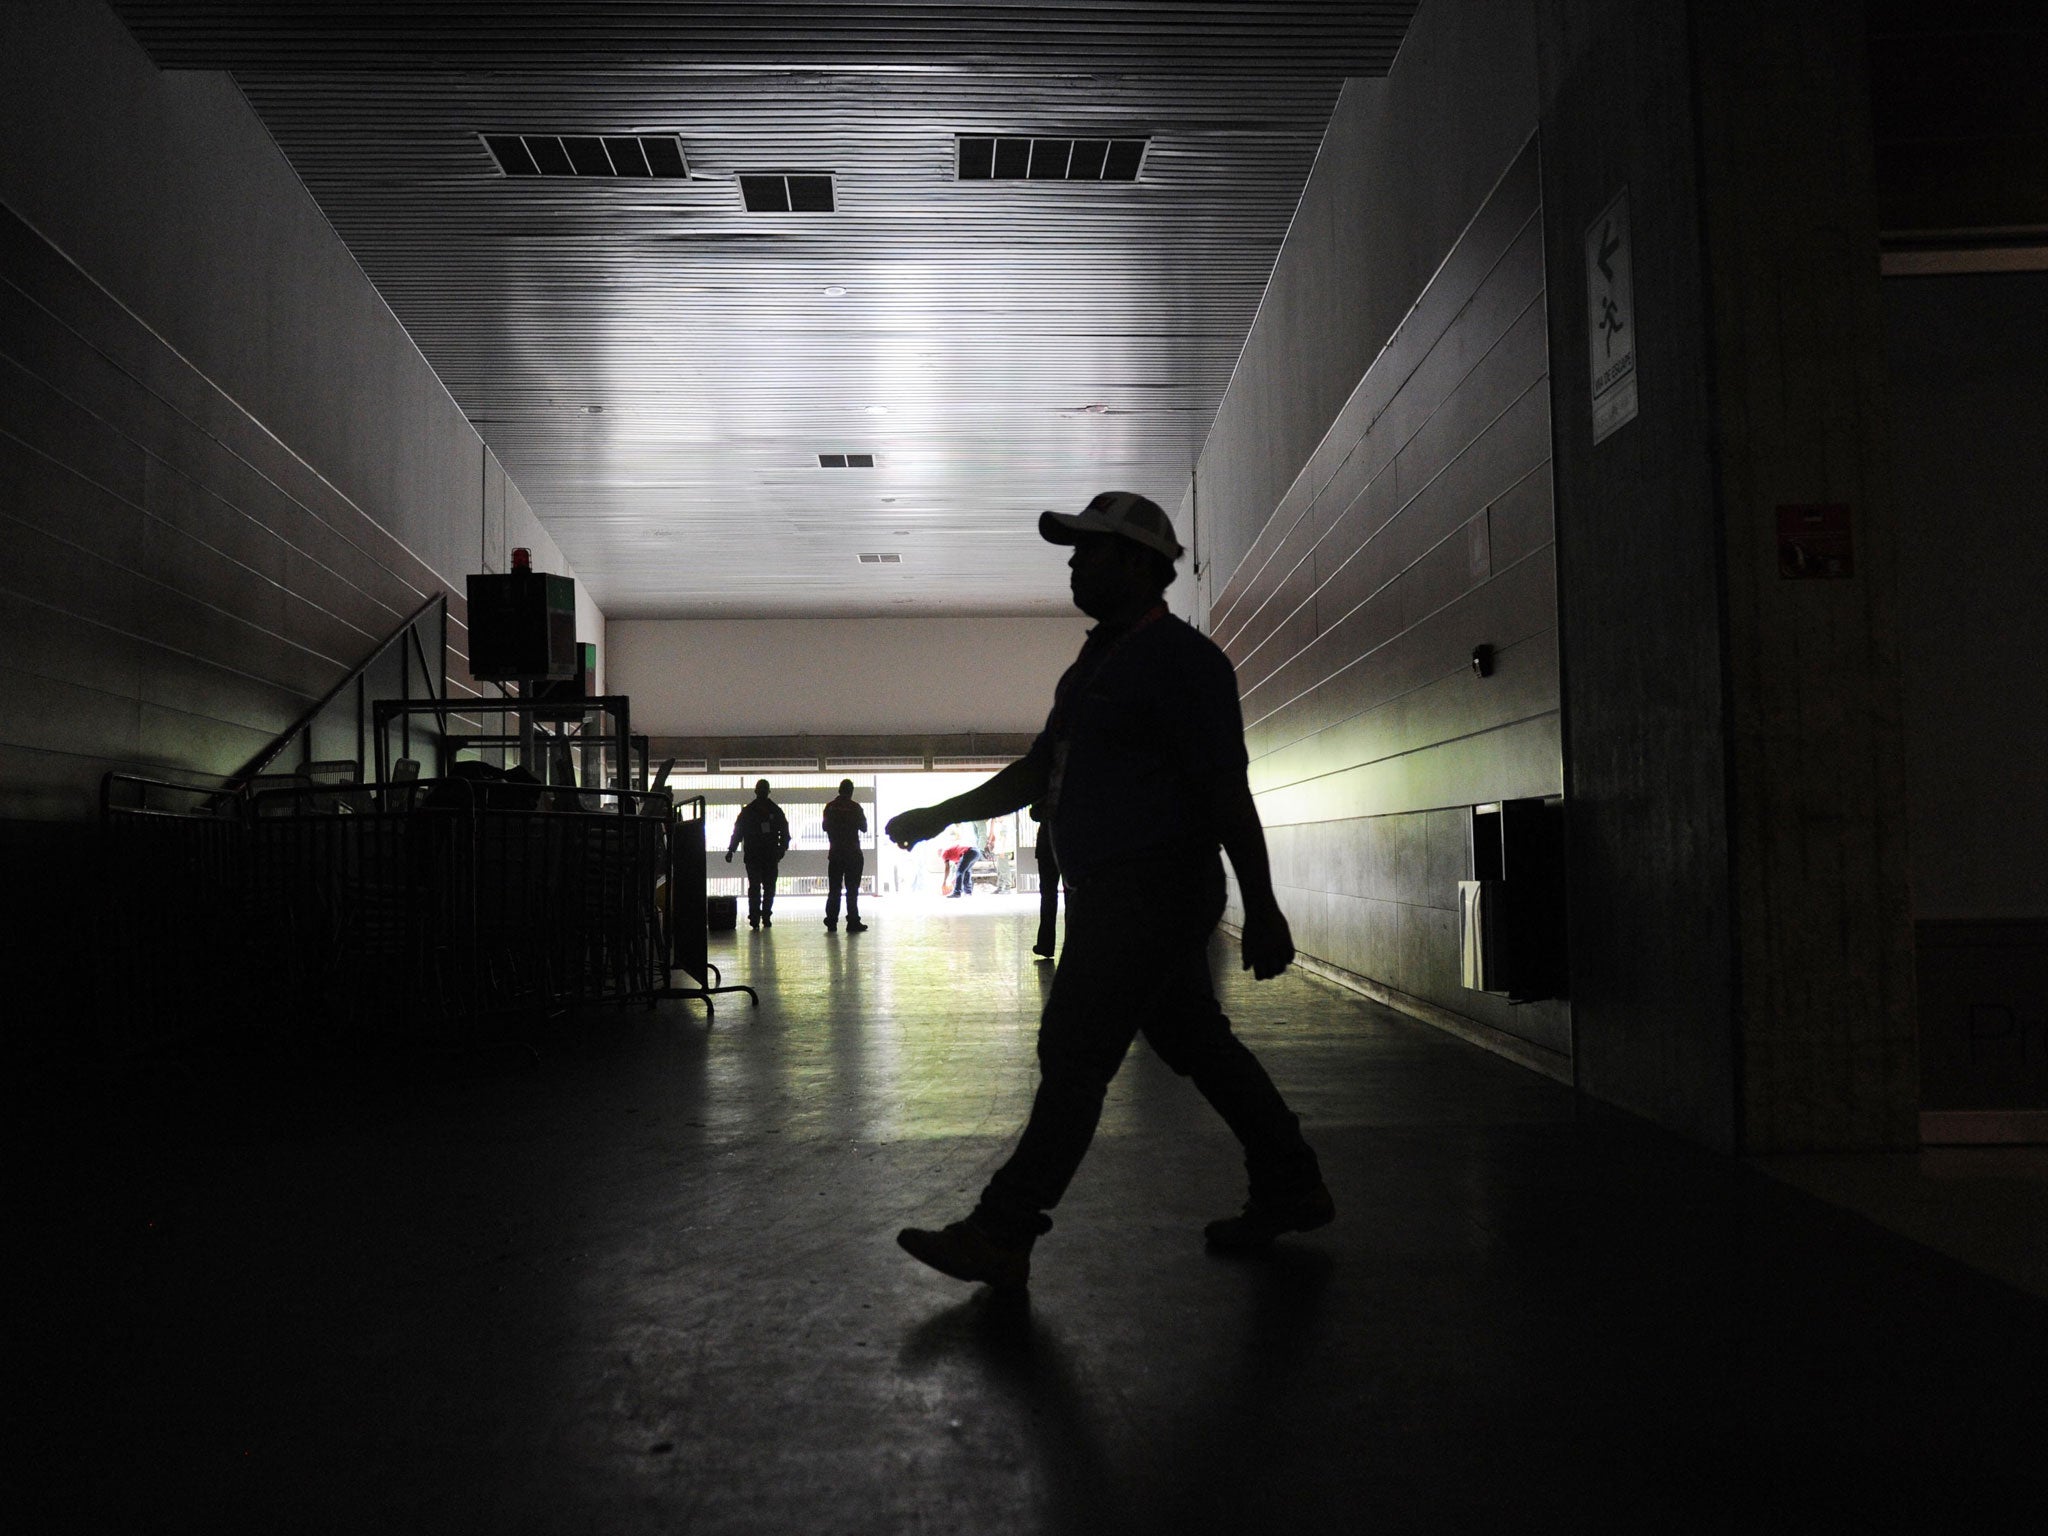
[16,904,2047,1533]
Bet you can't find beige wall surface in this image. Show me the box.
[609,616,1091,737]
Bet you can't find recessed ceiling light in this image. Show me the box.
[864,405,890,415]
[822,285,847,297]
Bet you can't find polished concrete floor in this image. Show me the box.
[18,896,2048,1533]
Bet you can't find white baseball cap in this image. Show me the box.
[1038,491,1182,560]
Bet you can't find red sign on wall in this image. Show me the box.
[1776,504,1855,579]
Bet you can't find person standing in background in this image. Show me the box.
[821,779,869,933]
[725,779,791,930]
[1030,803,1060,959]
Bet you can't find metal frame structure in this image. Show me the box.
[100,769,759,1040]
[371,694,632,803]
[653,796,757,1020]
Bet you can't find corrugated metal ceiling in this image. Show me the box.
[111,3,1420,618]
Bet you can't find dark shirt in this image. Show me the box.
[1023,609,1248,884]
[729,798,791,862]
[821,794,868,857]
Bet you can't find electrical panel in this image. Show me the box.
[466,569,578,681]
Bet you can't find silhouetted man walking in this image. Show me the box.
[887,491,1331,1289]
[725,779,790,929]
[821,778,869,932]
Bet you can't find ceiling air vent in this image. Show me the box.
[740,173,836,212]
[857,553,903,564]
[956,137,1148,182]
[818,453,875,468]
[483,133,690,179]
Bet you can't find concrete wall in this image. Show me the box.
[1539,0,1916,1151]
[0,0,601,826]
[1887,272,2048,1121]
[1533,0,1738,1146]
[1885,274,2048,923]
[1196,0,1543,600]
[1697,0,1916,1152]
[1185,0,1563,1072]
[609,616,1090,737]
[1195,0,1918,1149]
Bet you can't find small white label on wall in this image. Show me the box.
[1586,189,1638,444]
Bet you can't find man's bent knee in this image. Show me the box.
[1035,1036,1128,1094]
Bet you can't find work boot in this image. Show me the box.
[897,1221,1030,1289]
[825,919,837,932]
[847,920,868,933]
[1203,1183,1336,1253]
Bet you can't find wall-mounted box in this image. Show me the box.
[532,641,599,710]
[1461,797,1568,1001]
[467,570,578,681]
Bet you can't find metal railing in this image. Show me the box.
[223,591,451,803]
[100,771,701,1044]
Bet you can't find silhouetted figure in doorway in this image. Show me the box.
[822,778,869,932]
[725,779,790,929]
[1030,803,1059,959]
[886,491,1331,1290]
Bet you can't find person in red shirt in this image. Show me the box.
[939,841,978,897]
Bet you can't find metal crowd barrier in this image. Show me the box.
[99,774,249,1045]
[100,772,690,1043]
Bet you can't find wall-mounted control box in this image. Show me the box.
[467,567,579,681]
[1460,796,1568,1001]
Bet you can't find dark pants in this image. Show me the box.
[971,853,1320,1247]
[743,858,779,923]
[826,849,863,924]
[1035,834,1060,953]
[951,848,979,895]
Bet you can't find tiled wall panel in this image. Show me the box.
[0,205,470,818]
[1209,136,1566,1062]
[1197,0,1542,597]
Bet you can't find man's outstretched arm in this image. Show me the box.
[887,753,1050,849]
[1211,775,1295,980]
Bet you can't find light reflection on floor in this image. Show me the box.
[704,895,1056,1148]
